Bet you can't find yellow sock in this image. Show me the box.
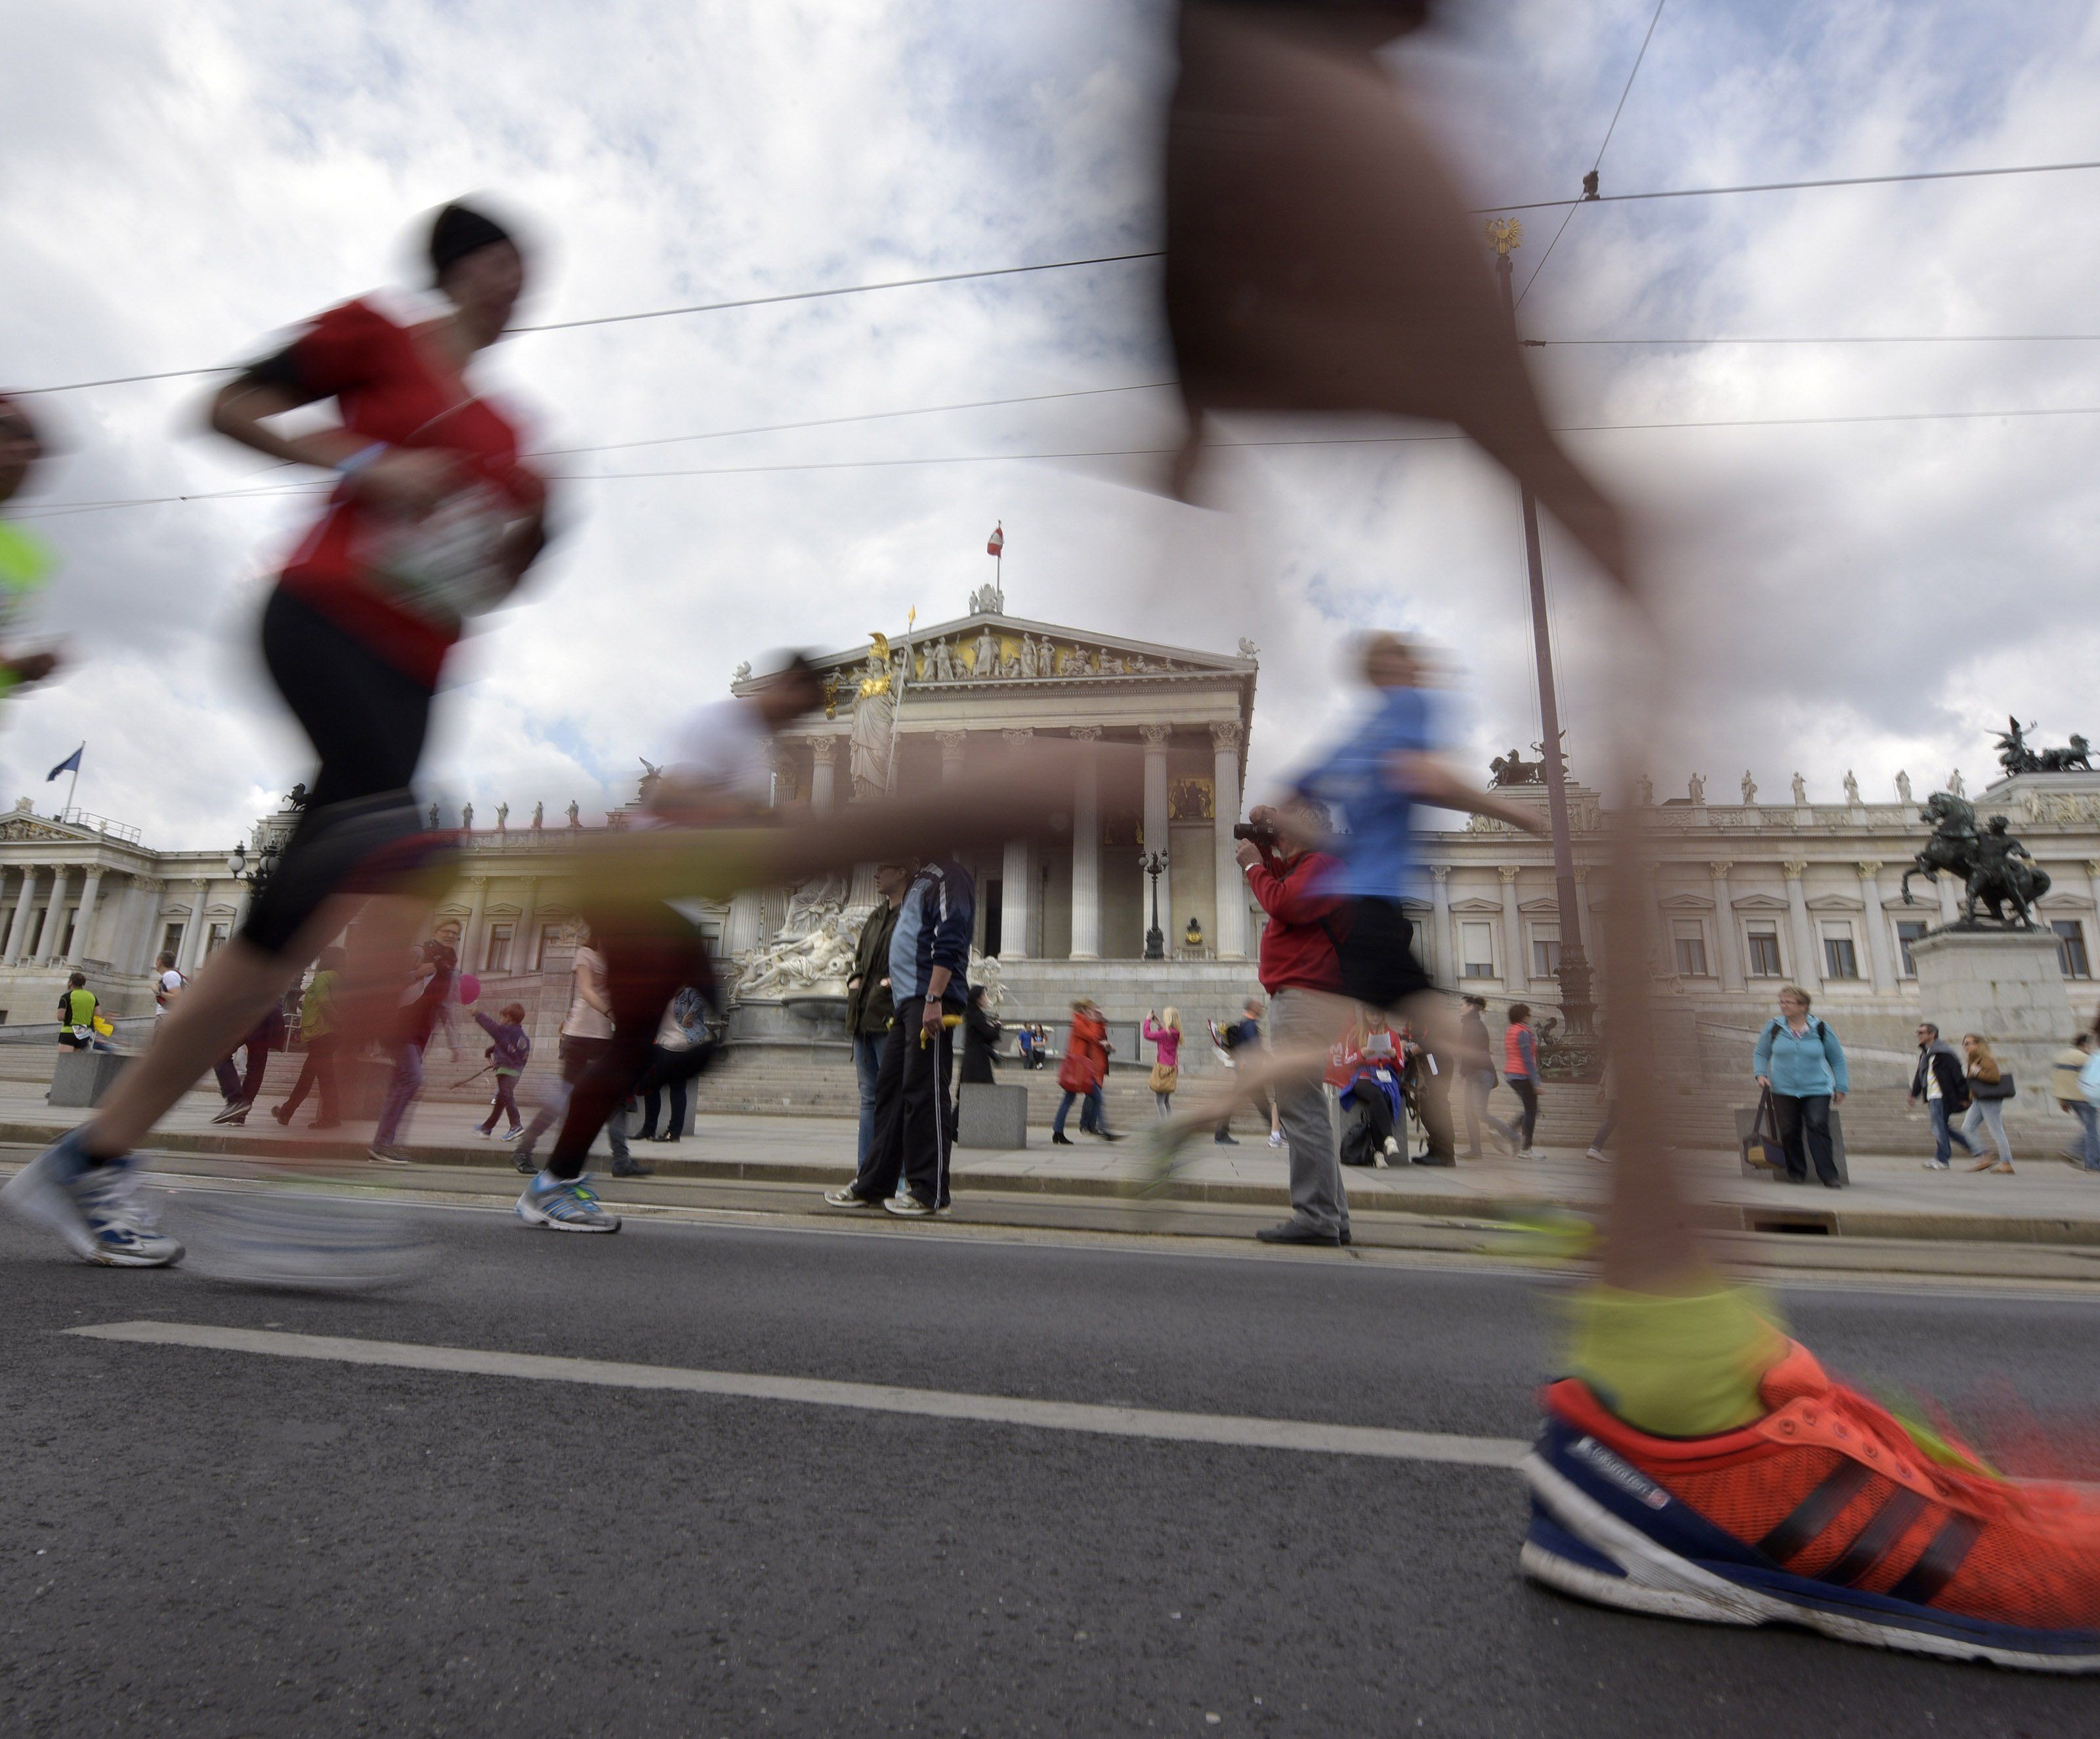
[1561,1282,1789,1436]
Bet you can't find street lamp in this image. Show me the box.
[1141,850,1169,961]
[227,837,279,898]
[1484,217,1596,1045]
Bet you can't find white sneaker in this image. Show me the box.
[1586,1146,1607,1162]
[1922,1159,1950,1170]
[1267,1131,1284,1149]
[822,1184,881,1208]
[1,1131,183,1267]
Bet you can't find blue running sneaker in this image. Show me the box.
[1,1129,183,1267]
[515,1171,621,1232]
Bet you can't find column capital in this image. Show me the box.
[805,735,838,765]
[1855,860,1883,877]
[934,729,969,751]
[1209,721,1244,751]
[1001,728,1035,751]
[1139,723,1173,749]
[1497,866,1521,885]
[1781,860,1808,880]
[2085,859,2100,877]
[1708,860,1734,879]
[1070,726,1104,743]
[1431,865,1450,884]
[466,872,490,889]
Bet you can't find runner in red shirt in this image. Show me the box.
[3,201,552,1272]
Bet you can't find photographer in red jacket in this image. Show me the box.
[1236,800,1356,1245]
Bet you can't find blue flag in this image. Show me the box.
[46,744,82,782]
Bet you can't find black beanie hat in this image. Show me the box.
[428,201,514,283]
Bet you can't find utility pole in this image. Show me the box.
[1484,219,1595,1041]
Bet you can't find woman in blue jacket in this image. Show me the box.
[1752,985,1849,1187]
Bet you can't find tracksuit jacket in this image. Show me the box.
[889,858,975,1010]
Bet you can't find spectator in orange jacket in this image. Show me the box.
[1051,999,1120,1145]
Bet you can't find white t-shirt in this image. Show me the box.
[665,698,773,812]
[561,945,615,1041]
[154,968,184,1018]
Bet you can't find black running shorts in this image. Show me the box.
[1334,895,1433,1011]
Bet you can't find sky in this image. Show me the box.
[5,0,2099,848]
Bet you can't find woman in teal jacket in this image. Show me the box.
[1752,985,1849,1187]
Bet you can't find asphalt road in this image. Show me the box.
[6,1185,2099,1736]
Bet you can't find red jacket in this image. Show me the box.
[1245,849,1345,995]
[1059,1011,1110,1093]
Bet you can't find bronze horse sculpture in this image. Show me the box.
[1900,793,2050,927]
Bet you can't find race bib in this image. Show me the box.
[368,484,519,626]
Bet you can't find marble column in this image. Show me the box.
[936,729,969,786]
[1782,861,1821,986]
[1857,861,1895,992]
[462,874,490,971]
[66,866,105,965]
[999,730,1034,958]
[1210,723,1246,960]
[178,878,211,971]
[1139,724,1172,948]
[808,736,837,815]
[34,866,71,963]
[1498,867,1524,988]
[5,866,41,963]
[2088,861,2100,952]
[1068,727,1102,960]
[723,889,766,958]
[1429,866,1453,988]
[1708,862,1744,993]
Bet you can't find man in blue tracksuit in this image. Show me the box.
[830,856,975,1217]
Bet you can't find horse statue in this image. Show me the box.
[1489,749,1542,788]
[2036,733,2094,774]
[1900,793,2050,927]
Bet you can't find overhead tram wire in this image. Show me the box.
[1524,333,2100,348]
[29,399,2100,518]
[21,155,2100,398]
[1516,0,1670,308]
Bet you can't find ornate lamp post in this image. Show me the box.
[227,837,280,902]
[1141,850,1169,961]
[1484,217,1596,1043]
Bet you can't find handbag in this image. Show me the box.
[1971,1070,2016,1101]
[1741,1086,1786,1170]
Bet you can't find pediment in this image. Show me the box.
[0,817,84,844]
[1731,893,1791,911]
[1516,896,1563,915]
[1449,898,1504,915]
[1805,894,1863,913]
[1656,892,1715,911]
[763,612,1258,701]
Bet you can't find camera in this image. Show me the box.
[1230,820,1276,845]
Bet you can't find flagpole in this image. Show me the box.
[883,611,915,797]
[64,743,83,818]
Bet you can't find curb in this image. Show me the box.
[7,1118,2100,1249]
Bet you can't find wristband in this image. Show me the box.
[335,442,390,477]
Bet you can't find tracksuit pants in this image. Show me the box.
[854,1018,954,1208]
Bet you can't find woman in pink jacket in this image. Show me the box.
[1144,1007,1184,1118]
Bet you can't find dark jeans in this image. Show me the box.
[852,1032,885,1166]
[280,1034,339,1123]
[854,1018,955,1207]
[373,1040,425,1146]
[1927,1098,1975,1164]
[635,1045,692,1139]
[1507,1078,1539,1150]
[478,1074,522,1133]
[1773,1091,1839,1184]
[1591,1099,1618,1152]
[1053,1086,1106,1137]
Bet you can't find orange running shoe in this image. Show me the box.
[1522,1340,2100,1670]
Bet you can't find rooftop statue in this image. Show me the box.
[1996,717,2093,776]
[1901,791,2051,928]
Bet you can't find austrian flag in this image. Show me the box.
[986,523,1005,558]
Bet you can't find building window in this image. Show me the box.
[1460,921,1495,980]
[1671,920,1709,978]
[1820,923,1860,981]
[2054,919,2091,980]
[534,923,566,971]
[59,908,77,959]
[1895,920,1927,977]
[484,922,514,974]
[1745,927,1782,978]
[159,921,184,962]
[205,921,232,959]
[1530,926,1560,980]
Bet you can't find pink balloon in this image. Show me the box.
[455,973,480,1006]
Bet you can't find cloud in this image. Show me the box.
[3,0,2097,848]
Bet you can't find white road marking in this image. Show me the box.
[67,1319,1529,1469]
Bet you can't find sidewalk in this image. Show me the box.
[4,1078,2100,1248]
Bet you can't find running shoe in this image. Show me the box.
[368,1144,412,1165]
[1,1129,183,1268]
[182,1186,429,1291]
[822,1184,881,1209]
[1267,1130,1284,1149]
[211,1100,250,1125]
[1522,1339,2100,1670]
[515,1172,621,1232]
